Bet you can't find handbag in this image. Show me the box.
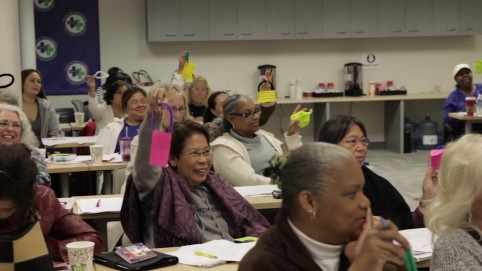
[0,210,55,271]
[149,103,174,167]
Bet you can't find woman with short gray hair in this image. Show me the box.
[210,94,304,186]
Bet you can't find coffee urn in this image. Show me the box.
[344,62,363,96]
[258,64,276,90]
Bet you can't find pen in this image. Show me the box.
[96,199,101,208]
[381,218,417,271]
[194,251,217,259]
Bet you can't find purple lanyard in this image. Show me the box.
[151,102,174,132]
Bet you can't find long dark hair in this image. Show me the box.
[21,69,47,99]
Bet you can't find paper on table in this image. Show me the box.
[166,240,256,267]
[399,227,433,262]
[58,198,75,211]
[102,153,123,162]
[41,136,97,147]
[233,184,279,197]
[76,198,123,214]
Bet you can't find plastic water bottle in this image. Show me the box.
[476,94,482,116]
[417,114,438,150]
[314,83,325,95]
[327,82,334,92]
[295,79,303,99]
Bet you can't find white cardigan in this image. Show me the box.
[87,95,117,135]
[95,117,124,154]
[211,130,302,186]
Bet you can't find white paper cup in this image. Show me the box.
[89,145,103,164]
[74,112,85,125]
[37,148,46,159]
[66,241,95,271]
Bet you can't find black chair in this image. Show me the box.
[55,107,75,124]
[71,100,92,121]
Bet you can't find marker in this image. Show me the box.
[381,218,417,271]
[194,251,217,259]
[96,199,101,208]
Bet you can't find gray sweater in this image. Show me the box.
[431,228,482,271]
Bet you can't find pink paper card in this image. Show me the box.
[430,149,445,171]
[150,130,172,167]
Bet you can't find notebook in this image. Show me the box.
[94,250,178,271]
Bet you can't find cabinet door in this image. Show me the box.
[378,0,405,37]
[238,0,266,40]
[146,0,180,42]
[209,0,237,40]
[405,0,432,36]
[350,0,378,38]
[323,0,350,38]
[460,0,482,35]
[266,0,294,39]
[179,0,209,41]
[294,0,322,39]
[432,0,459,36]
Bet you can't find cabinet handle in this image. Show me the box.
[407,29,419,33]
[298,32,309,35]
[353,30,364,34]
[463,28,473,31]
[280,32,292,35]
[445,28,456,32]
[183,34,195,37]
[241,33,253,36]
[223,33,235,36]
[164,34,177,37]
[336,31,347,34]
[391,30,402,33]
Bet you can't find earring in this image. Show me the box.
[467,212,473,224]
[231,123,236,130]
[309,209,317,220]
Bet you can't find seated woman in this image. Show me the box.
[21,69,60,141]
[427,134,482,270]
[121,96,270,248]
[210,94,303,186]
[96,86,147,154]
[203,91,228,124]
[87,77,131,135]
[0,103,50,186]
[239,143,411,271]
[0,144,103,261]
[444,63,482,137]
[318,115,437,230]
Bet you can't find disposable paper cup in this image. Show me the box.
[89,145,103,164]
[66,241,95,271]
[74,112,85,125]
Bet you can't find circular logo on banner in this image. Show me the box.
[34,0,55,11]
[35,37,57,61]
[63,12,87,36]
[65,61,88,85]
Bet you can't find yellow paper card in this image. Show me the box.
[182,61,196,83]
[257,90,277,103]
[474,60,482,74]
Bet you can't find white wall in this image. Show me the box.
[48,0,482,142]
[1,0,22,99]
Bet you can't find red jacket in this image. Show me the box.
[0,186,104,260]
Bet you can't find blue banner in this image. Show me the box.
[34,0,100,95]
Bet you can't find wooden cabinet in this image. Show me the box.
[432,0,459,36]
[238,0,266,40]
[350,0,378,38]
[179,0,209,41]
[378,0,405,37]
[460,0,482,35]
[266,0,294,39]
[294,0,323,39]
[146,0,180,42]
[209,0,237,40]
[405,0,432,37]
[323,0,350,38]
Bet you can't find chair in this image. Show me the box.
[71,100,92,122]
[71,99,85,113]
[55,107,75,124]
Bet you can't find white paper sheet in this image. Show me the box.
[233,184,279,197]
[42,136,97,147]
[166,240,256,267]
[399,227,433,262]
[76,198,123,214]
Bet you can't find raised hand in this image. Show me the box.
[287,104,308,136]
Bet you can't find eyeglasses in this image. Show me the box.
[169,107,186,113]
[128,99,147,106]
[229,107,261,119]
[183,148,212,159]
[0,121,21,130]
[340,138,370,147]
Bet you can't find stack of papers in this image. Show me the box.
[399,227,433,262]
[233,185,279,197]
[166,239,255,267]
[41,136,97,147]
[58,198,75,211]
[76,198,123,214]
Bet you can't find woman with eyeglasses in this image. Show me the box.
[21,69,60,142]
[0,144,103,261]
[318,115,437,230]
[86,76,132,135]
[209,94,304,186]
[121,92,270,248]
[96,86,147,154]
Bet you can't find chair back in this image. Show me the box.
[55,107,75,124]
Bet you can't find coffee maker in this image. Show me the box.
[344,62,363,96]
[257,64,276,91]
